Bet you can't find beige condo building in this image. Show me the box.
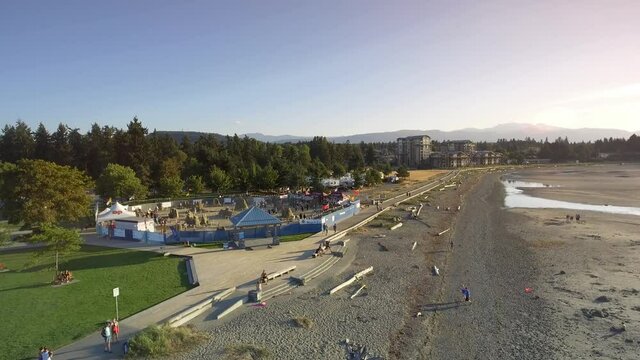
[396,135,432,167]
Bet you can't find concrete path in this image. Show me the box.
[54,173,454,359]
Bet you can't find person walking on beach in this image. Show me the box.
[461,285,471,302]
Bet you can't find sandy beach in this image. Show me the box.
[501,164,640,359]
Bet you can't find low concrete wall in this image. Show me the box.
[216,297,246,319]
[266,265,296,281]
[166,287,236,327]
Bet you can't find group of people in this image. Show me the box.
[565,213,581,222]
[313,240,332,258]
[322,223,337,235]
[38,346,53,360]
[54,270,73,285]
[101,319,120,353]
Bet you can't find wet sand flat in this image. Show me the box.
[510,163,640,207]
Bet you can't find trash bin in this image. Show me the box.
[248,290,262,303]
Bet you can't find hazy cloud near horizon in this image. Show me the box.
[1,1,639,135]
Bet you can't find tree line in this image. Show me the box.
[0,118,396,201]
[473,135,640,163]
[2,119,638,203]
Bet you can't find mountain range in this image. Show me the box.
[244,123,637,143]
[157,123,637,145]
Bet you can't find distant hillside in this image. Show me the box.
[242,133,312,143]
[154,124,637,145]
[244,123,637,143]
[153,131,226,144]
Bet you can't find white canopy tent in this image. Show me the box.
[96,202,138,223]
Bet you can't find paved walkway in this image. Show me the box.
[54,173,453,359]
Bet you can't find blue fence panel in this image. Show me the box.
[147,232,165,243]
[321,200,360,227]
[279,223,321,236]
[97,225,108,236]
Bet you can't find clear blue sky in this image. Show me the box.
[1,0,639,136]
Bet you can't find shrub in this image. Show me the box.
[292,316,314,329]
[127,324,208,358]
[223,344,271,359]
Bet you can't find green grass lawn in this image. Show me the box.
[279,233,313,242]
[0,245,192,360]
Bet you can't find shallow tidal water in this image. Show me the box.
[502,180,640,216]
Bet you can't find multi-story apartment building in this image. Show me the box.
[440,140,476,153]
[397,135,504,168]
[396,135,432,167]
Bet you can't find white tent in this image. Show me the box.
[96,202,138,223]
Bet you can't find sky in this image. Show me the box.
[1,0,639,136]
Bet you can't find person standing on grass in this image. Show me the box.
[101,321,112,353]
[461,285,471,302]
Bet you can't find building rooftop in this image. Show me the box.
[397,135,431,141]
[230,206,282,227]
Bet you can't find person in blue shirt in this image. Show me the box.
[461,285,471,302]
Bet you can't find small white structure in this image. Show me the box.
[321,178,340,187]
[96,202,137,222]
[114,218,155,232]
[96,202,155,232]
[339,175,355,187]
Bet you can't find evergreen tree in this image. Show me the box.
[33,123,52,161]
[51,123,73,165]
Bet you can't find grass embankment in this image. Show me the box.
[127,324,208,358]
[185,233,312,248]
[0,245,192,360]
[279,233,313,242]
